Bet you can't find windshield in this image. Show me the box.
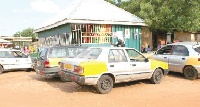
[77,48,102,59]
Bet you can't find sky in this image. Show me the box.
[0,0,73,36]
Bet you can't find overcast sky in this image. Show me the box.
[0,0,73,36]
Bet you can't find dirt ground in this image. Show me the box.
[0,71,200,107]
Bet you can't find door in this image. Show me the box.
[168,45,189,72]
[0,51,16,69]
[125,49,151,80]
[152,45,173,63]
[107,49,130,82]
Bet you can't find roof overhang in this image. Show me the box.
[34,19,147,33]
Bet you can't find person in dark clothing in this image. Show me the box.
[116,39,125,47]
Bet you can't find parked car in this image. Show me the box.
[0,48,33,74]
[59,47,168,94]
[152,42,200,80]
[35,45,87,82]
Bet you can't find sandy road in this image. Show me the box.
[0,71,200,107]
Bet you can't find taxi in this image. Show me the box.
[152,42,200,80]
[60,47,168,94]
[0,48,33,74]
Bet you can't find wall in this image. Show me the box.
[174,32,191,42]
[141,27,152,49]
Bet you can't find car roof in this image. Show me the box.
[171,42,199,46]
[0,48,20,51]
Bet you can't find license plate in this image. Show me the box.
[65,64,73,70]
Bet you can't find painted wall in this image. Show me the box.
[37,24,71,46]
[112,25,141,51]
[37,24,71,38]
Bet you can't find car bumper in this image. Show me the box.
[61,70,98,85]
[35,67,60,78]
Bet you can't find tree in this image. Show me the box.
[13,31,21,37]
[113,0,200,32]
[13,28,37,38]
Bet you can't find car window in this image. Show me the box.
[125,49,146,62]
[157,45,173,55]
[13,51,27,58]
[0,51,6,58]
[49,47,67,58]
[77,48,102,59]
[6,51,15,58]
[39,48,48,59]
[172,45,189,56]
[193,44,200,54]
[48,47,87,58]
[108,49,127,62]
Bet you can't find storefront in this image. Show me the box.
[35,0,145,51]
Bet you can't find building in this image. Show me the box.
[34,0,146,51]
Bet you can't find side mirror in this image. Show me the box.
[153,51,157,55]
[145,58,149,62]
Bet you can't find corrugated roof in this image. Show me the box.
[35,0,145,33]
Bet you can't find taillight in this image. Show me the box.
[198,58,200,61]
[60,63,64,69]
[74,66,84,74]
[44,60,50,68]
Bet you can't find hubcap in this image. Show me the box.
[101,79,111,90]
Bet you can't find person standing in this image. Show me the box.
[23,46,31,56]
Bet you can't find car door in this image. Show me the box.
[125,49,151,80]
[168,45,189,72]
[152,45,173,63]
[107,49,130,82]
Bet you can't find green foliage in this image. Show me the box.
[111,0,200,32]
[13,31,21,37]
[13,28,37,38]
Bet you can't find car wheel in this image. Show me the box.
[96,75,113,94]
[150,69,163,84]
[183,66,197,80]
[60,76,71,82]
[0,66,3,74]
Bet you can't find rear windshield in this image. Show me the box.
[193,44,200,53]
[48,47,86,58]
[77,48,102,59]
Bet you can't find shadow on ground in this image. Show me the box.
[29,73,154,94]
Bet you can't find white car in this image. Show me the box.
[0,48,33,74]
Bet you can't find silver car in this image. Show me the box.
[152,42,200,80]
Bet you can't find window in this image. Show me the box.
[0,51,6,58]
[108,49,127,62]
[39,48,48,59]
[157,45,173,55]
[125,49,146,62]
[77,48,102,59]
[172,45,189,56]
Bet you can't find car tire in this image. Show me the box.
[183,66,197,80]
[0,66,3,74]
[60,76,71,82]
[150,69,163,84]
[96,75,113,94]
